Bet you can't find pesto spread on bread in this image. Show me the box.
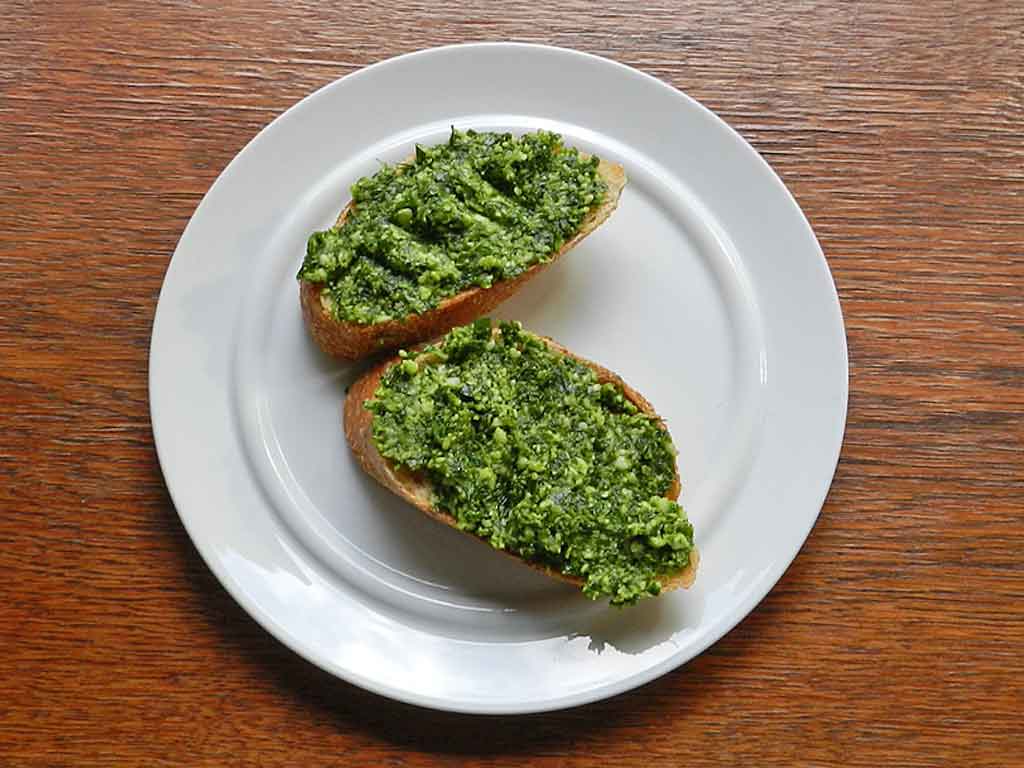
[298,130,607,324]
[365,319,694,605]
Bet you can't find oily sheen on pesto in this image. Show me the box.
[298,130,607,324]
[365,320,695,605]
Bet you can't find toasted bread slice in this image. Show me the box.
[344,333,699,597]
[301,156,625,360]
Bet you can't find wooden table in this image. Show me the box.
[2,2,1021,764]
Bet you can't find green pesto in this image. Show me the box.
[297,129,607,324]
[366,320,694,605]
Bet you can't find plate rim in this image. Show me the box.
[149,42,848,714]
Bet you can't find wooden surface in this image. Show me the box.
[1,1,1022,765]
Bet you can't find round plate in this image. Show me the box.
[150,43,847,714]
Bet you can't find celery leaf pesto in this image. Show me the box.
[366,320,694,605]
[298,130,607,324]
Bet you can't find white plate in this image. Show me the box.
[150,43,847,714]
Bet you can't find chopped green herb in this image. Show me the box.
[366,319,694,605]
[298,130,607,324]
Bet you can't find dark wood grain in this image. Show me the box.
[1,1,1022,765]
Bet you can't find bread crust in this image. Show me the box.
[301,156,626,360]
[343,333,699,596]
